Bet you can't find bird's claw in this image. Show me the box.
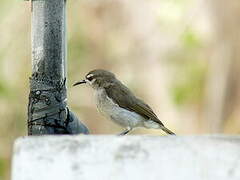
[117,128,132,136]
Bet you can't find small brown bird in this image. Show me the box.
[73,69,175,135]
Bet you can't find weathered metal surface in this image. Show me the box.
[28,0,89,135]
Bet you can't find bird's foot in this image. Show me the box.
[117,127,132,136]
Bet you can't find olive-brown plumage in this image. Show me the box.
[73,69,175,135]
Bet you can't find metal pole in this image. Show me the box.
[28,0,89,135]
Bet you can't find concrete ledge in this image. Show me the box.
[12,135,240,180]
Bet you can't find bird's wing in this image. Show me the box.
[104,82,164,126]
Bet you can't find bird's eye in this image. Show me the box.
[87,76,93,81]
[86,74,94,81]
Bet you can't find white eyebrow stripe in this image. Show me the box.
[86,74,94,79]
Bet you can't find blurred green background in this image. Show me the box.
[0,0,240,179]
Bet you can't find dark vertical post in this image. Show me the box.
[28,0,89,135]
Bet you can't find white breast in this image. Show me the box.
[94,89,145,128]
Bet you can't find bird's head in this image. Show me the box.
[73,69,116,89]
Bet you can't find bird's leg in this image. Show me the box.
[117,127,132,136]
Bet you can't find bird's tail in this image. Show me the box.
[161,126,176,135]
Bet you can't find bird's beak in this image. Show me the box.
[73,80,86,86]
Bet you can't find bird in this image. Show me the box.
[73,69,175,135]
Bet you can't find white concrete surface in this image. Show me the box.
[12,135,240,180]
